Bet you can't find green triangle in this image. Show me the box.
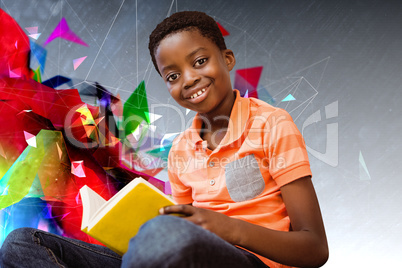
[146,145,172,162]
[123,80,150,137]
[32,66,42,83]
[0,130,63,209]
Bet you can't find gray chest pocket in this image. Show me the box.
[225,154,265,202]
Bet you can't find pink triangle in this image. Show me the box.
[37,219,49,232]
[75,165,86,177]
[44,18,88,47]
[71,161,86,177]
[23,131,35,140]
[24,131,37,147]
[60,212,71,220]
[73,56,87,70]
[25,26,38,34]
[216,22,230,36]
[75,192,81,204]
[236,66,263,89]
[9,68,21,78]
[165,181,172,195]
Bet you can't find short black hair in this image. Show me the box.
[148,11,227,75]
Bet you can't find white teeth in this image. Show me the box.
[189,88,206,99]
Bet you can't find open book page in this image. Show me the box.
[79,185,107,230]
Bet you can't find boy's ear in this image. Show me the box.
[223,49,236,71]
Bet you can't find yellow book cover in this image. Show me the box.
[79,177,176,255]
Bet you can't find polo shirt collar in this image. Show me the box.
[188,89,250,149]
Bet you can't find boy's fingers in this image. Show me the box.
[160,204,194,216]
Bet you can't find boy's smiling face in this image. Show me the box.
[155,29,236,116]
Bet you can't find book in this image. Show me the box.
[80,177,176,255]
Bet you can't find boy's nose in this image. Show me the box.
[183,69,201,89]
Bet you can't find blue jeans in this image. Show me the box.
[0,215,268,267]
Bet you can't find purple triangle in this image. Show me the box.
[44,18,88,47]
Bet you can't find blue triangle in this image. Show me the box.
[30,40,47,74]
[257,87,275,105]
[42,75,71,88]
[281,94,296,102]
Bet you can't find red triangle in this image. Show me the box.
[216,22,230,36]
[235,66,263,89]
[72,162,80,168]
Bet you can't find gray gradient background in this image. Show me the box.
[2,0,402,266]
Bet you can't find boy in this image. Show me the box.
[0,11,328,268]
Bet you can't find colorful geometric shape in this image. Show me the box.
[281,94,296,102]
[257,87,275,105]
[25,26,38,35]
[76,104,96,125]
[32,66,42,83]
[146,145,172,162]
[43,18,89,47]
[25,27,41,39]
[146,112,162,124]
[234,66,263,98]
[8,68,21,78]
[123,80,150,137]
[30,40,47,73]
[71,160,86,178]
[73,56,87,70]
[42,76,72,88]
[24,131,37,148]
[56,143,63,160]
[160,132,180,147]
[216,22,230,36]
[0,132,46,208]
[28,33,41,40]
[0,143,6,159]
[147,176,171,195]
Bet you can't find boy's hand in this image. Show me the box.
[160,205,240,245]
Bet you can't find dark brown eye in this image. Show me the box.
[167,73,179,82]
[195,58,207,66]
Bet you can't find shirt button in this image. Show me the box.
[209,179,215,186]
[209,162,215,167]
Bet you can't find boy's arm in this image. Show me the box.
[161,176,328,267]
[235,176,328,267]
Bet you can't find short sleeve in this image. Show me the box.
[263,109,312,187]
[167,147,194,204]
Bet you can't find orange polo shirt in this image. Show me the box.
[167,90,312,268]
